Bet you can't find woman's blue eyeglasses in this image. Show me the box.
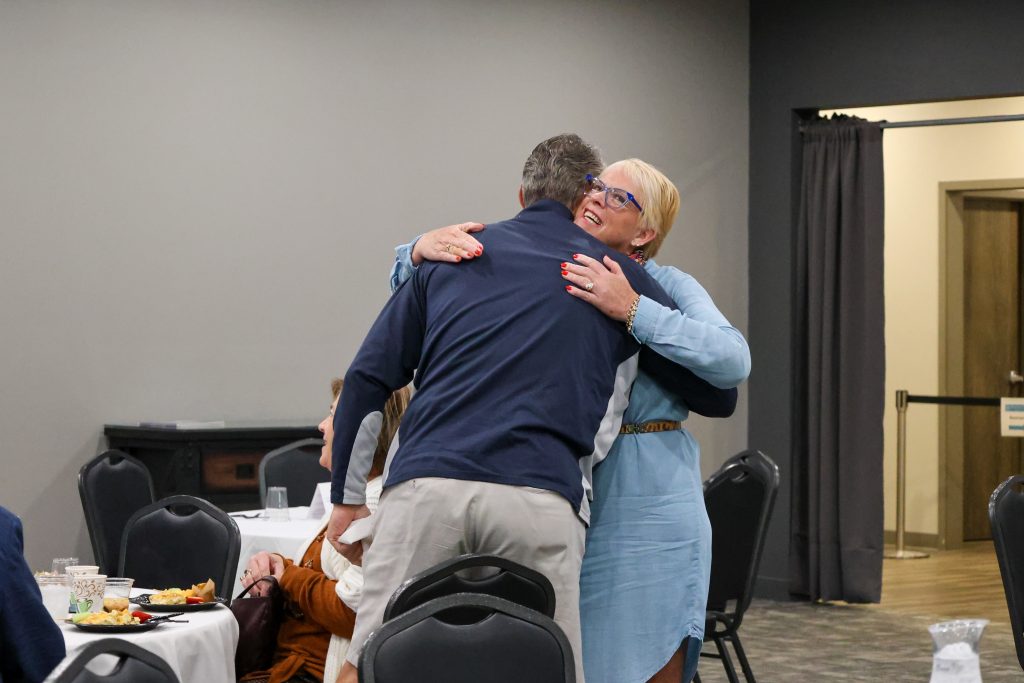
[584,174,643,213]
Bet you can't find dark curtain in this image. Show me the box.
[791,115,885,603]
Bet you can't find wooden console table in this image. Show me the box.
[103,421,320,510]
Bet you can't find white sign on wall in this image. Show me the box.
[1001,398,1024,437]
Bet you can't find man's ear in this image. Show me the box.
[518,185,525,208]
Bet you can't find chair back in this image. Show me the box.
[384,554,556,622]
[989,474,1024,671]
[258,438,330,507]
[704,449,780,622]
[360,593,574,683]
[50,638,179,682]
[118,495,240,603]
[78,450,155,574]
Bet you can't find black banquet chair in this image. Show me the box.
[258,437,330,507]
[360,593,574,683]
[989,474,1024,672]
[78,449,156,575]
[384,553,556,622]
[694,449,779,683]
[49,638,179,682]
[118,495,240,604]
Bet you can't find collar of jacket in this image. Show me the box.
[516,198,574,221]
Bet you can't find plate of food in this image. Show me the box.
[72,609,159,633]
[132,579,225,612]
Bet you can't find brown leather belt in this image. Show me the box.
[619,420,682,435]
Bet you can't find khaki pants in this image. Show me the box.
[346,477,586,682]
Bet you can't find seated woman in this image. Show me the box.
[238,378,409,683]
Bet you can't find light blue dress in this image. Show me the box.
[580,260,749,683]
[390,245,750,683]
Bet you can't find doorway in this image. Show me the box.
[940,182,1024,545]
[821,97,1024,552]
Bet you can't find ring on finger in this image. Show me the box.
[584,281,595,292]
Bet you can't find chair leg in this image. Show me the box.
[713,634,741,683]
[692,672,702,683]
[729,632,757,683]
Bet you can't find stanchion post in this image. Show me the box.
[885,389,929,559]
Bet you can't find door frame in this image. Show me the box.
[939,179,1024,549]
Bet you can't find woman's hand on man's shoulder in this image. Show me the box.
[411,222,485,265]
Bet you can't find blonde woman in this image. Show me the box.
[566,159,748,683]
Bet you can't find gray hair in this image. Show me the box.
[521,134,603,211]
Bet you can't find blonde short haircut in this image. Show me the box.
[606,159,679,259]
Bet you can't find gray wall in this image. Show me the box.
[750,0,1024,597]
[1,0,749,569]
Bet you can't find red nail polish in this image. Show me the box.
[560,262,567,268]
[455,256,461,262]
[476,247,482,255]
[565,285,573,291]
[572,254,579,259]
[561,270,568,276]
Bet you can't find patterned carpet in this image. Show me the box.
[694,600,1022,682]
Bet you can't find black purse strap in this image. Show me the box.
[234,575,280,601]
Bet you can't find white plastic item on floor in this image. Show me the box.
[928,619,989,683]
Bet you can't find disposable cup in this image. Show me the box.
[70,574,106,614]
[35,574,69,620]
[102,577,135,612]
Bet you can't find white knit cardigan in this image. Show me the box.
[292,477,383,683]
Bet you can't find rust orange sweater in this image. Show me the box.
[241,530,355,683]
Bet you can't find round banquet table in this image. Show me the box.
[52,589,239,682]
[231,506,325,587]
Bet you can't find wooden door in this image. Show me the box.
[962,198,1022,540]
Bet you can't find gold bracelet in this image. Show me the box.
[625,295,641,334]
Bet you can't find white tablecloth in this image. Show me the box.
[51,590,239,683]
[232,507,325,588]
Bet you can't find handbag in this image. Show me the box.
[231,575,284,676]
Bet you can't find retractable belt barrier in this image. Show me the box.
[886,391,1000,560]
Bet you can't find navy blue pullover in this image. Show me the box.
[0,507,65,683]
[331,200,735,521]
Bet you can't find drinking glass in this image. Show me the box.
[36,574,69,620]
[265,486,289,522]
[102,577,135,612]
[51,557,79,575]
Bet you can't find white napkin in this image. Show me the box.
[337,515,374,544]
[308,482,332,520]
